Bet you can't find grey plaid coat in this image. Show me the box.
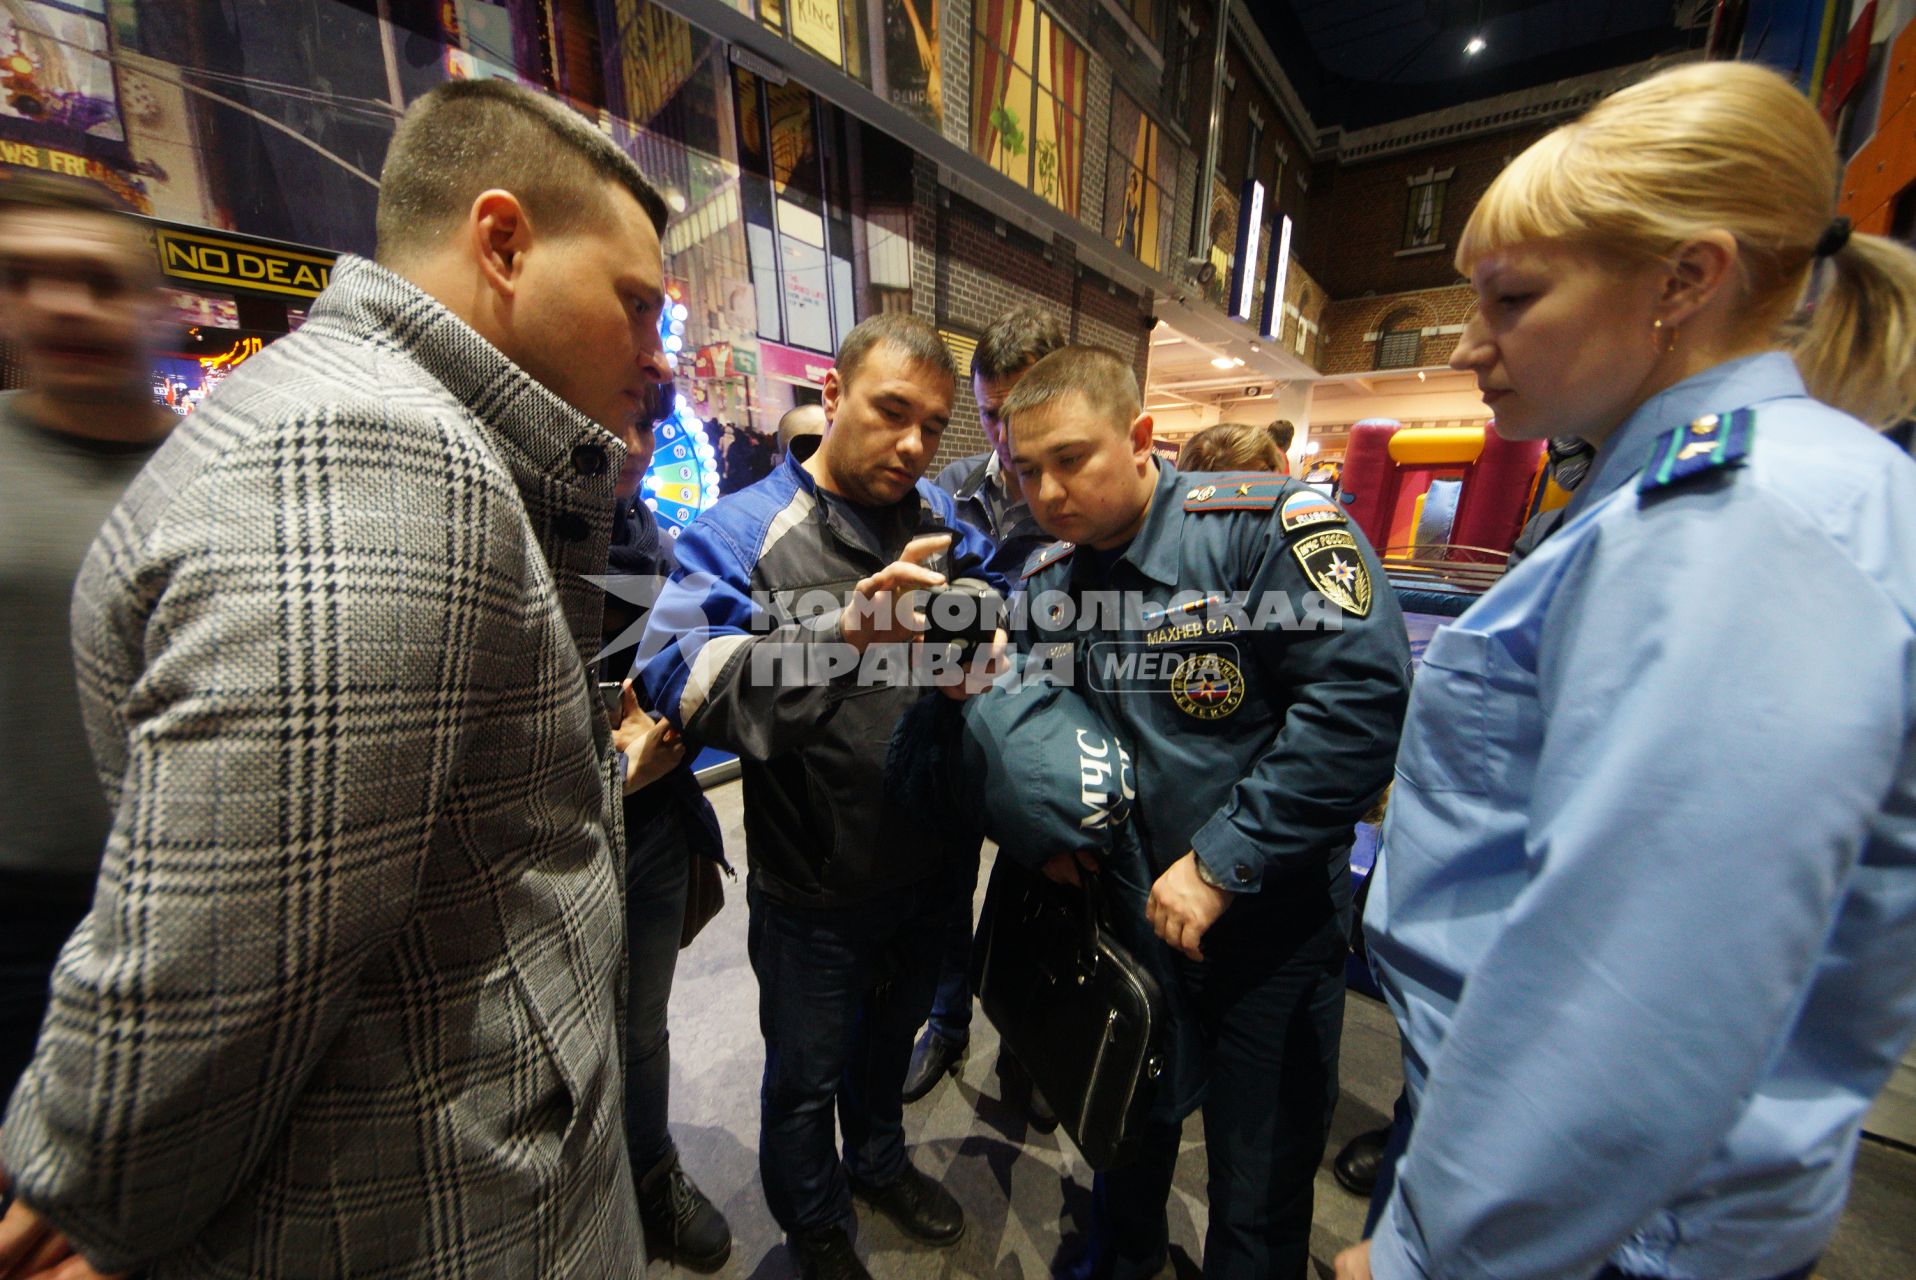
[0,257,643,1278]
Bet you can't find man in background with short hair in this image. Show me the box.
[778,402,826,464]
[0,79,670,1279]
[0,176,173,1124]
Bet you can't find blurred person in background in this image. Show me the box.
[0,175,173,1129]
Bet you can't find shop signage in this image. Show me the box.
[1258,213,1294,341]
[732,348,760,376]
[0,141,150,213]
[151,226,336,299]
[759,339,834,386]
[1229,177,1264,321]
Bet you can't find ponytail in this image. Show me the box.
[1790,232,1916,428]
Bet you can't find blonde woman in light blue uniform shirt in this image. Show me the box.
[1338,61,1916,1280]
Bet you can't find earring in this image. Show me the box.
[1652,318,1676,353]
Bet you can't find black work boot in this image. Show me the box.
[901,1027,967,1104]
[1333,1126,1392,1197]
[851,1161,965,1246]
[791,1224,872,1280]
[636,1147,732,1273]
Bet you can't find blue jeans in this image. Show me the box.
[623,811,691,1175]
[925,842,982,1043]
[1083,896,1348,1280]
[747,877,950,1234]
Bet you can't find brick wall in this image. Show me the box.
[1318,283,1476,376]
[1304,124,1548,300]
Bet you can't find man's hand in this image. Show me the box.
[1333,1240,1373,1280]
[0,1198,125,1280]
[1145,852,1233,961]
[1041,850,1100,887]
[614,681,686,794]
[840,534,950,652]
[934,628,1010,702]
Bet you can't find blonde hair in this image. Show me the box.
[1459,61,1916,426]
[1179,422,1283,472]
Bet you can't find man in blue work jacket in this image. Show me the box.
[1001,346,1411,1280]
[638,313,1004,1280]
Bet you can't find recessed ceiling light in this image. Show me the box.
[1465,35,1486,55]
[1211,356,1235,369]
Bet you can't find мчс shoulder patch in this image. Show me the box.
[1639,408,1753,495]
[1291,527,1372,617]
[1278,488,1346,532]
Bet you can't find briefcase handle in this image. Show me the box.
[1069,868,1115,986]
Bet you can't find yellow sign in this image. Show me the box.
[790,0,843,65]
[154,228,334,299]
[0,139,152,214]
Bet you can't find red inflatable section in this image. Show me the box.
[1335,418,1544,562]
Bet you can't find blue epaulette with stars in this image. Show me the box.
[1021,540,1076,580]
[1639,408,1754,495]
[1182,473,1289,512]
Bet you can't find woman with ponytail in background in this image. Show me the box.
[1337,60,1916,1280]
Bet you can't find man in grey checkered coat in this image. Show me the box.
[0,80,673,1279]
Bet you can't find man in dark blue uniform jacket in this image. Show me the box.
[1002,346,1410,1280]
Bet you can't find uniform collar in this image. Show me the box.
[1566,351,1804,518]
[307,255,622,485]
[1109,460,1183,588]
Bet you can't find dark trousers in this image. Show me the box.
[0,871,95,1111]
[1365,1097,1817,1280]
[623,813,692,1177]
[747,877,949,1234]
[1089,902,1347,1280]
[925,842,982,1043]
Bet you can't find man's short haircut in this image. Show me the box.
[1267,419,1296,452]
[375,79,668,266]
[972,305,1067,381]
[835,312,955,390]
[999,345,1141,435]
[0,173,129,221]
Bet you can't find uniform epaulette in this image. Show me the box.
[1182,473,1289,513]
[1021,540,1076,580]
[1639,408,1754,495]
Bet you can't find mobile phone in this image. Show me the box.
[598,681,627,720]
[922,581,1003,658]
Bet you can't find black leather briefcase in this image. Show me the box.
[971,856,1167,1171]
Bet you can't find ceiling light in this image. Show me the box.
[1211,356,1235,369]
[1232,357,1246,367]
[1465,35,1486,55]
[1417,370,1427,382]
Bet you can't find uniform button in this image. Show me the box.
[555,513,592,542]
[1233,863,1254,885]
[572,444,608,476]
